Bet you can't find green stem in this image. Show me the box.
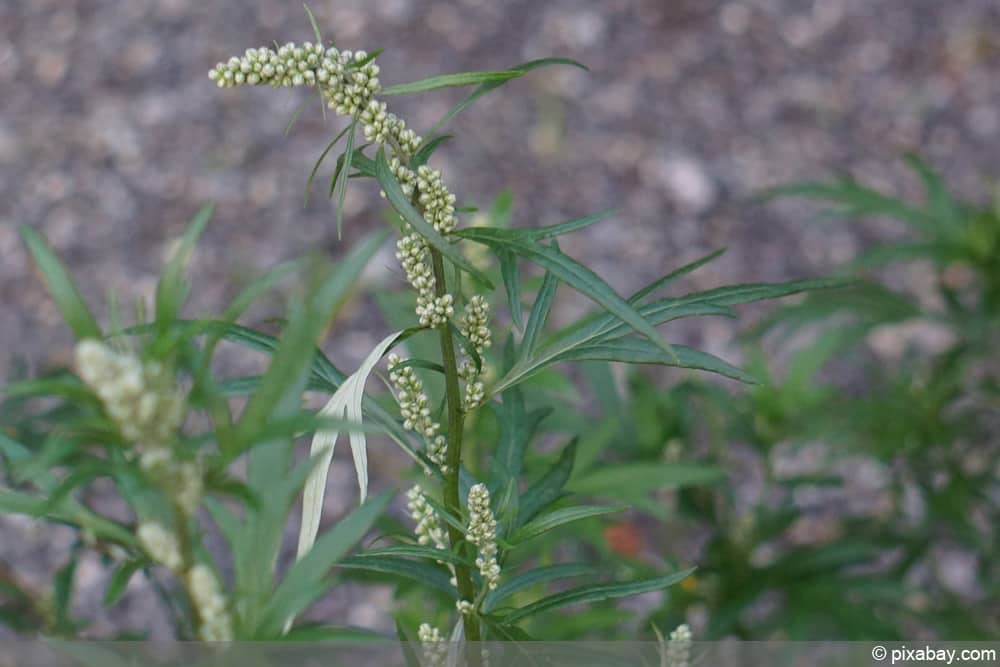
[172,504,203,640]
[429,247,482,643]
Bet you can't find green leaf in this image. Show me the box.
[337,555,457,598]
[333,117,358,238]
[519,260,560,362]
[349,49,384,69]
[103,559,144,607]
[0,490,137,547]
[629,248,726,304]
[352,545,469,566]
[425,57,587,138]
[487,391,551,494]
[502,568,696,624]
[20,225,101,340]
[410,135,452,168]
[513,505,624,544]
[382,70,528,96]
[483,563,603,612]
[762,176,936,234]
[280,623,387,641]
[554,338,757,384]
[303,3,323,44]
[495,277,842,394]
[167,318,417,459]
[258,490,392,637]
[53,553,79,631]
[453,209,617,243]
[374,147,493,288]
[498,249,523,330]
[458,229,672,362]
[305,125,352,205]
[569,463,724,497]
[518,440,577,525]
[155,204,213,329]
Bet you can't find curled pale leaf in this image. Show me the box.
[296,330,402,562]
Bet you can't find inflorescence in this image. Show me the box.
[75,340,202,516]
[466,484,500,591]
[388,354,449,473]
[211,36,500,633]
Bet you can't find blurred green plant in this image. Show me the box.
[598,156,999,640]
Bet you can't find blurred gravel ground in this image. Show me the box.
[1,0,999,638]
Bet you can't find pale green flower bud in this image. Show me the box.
[75,340,185,451]
[138,522,183,572]
[406,485,448,552]
[418,623,447,667]
[467,483,500,590]
[186,564,232,641]
[667,623,692,667]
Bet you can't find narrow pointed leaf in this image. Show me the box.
[20,226,101,340]
[513,505,625,544]
[569,463,724,497]
[458,230,672,359]
[425,58,587,138]
[156,204,213,327]
[305,125,351,205]
[382,70,524,96]
[502,568,696,624]
[264,490,392,637]
[334,117,358,238]
[554,338,756,384]
[518,440,577,525]
[337,556,457,598]
[411,135,452,168]
[498,249,523,330]
[483,563,603,612]
[519,262,559,361]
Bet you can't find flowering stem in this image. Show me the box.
[429,247,482,643]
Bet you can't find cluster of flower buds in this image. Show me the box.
[395,233,454,329]
[418,623,447,667]
[75,340,184,450]
[457,295,492,410]
[406,486,448,552]
[388,355,450,473]
[466,484,500,591]
[666,623,692,667]
[208,43,381,116]
[415,166,458,235]
[138,522,183,572]
[75,340,203,515]
[387,354,440,438]
[138,522,232,639]
[186,564,233,641]
[359,100,422,157]
[139,450,203,517]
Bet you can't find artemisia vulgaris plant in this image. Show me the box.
[0,12,837,647]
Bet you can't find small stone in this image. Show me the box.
[643,154,717,215]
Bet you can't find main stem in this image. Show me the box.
[429,247,482,643]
